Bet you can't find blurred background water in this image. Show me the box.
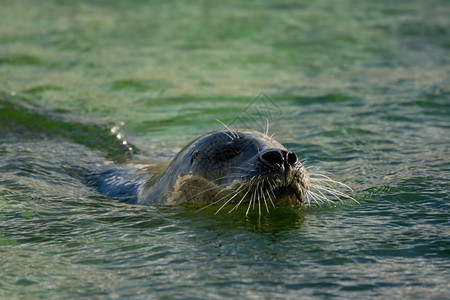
[0,0,449,298]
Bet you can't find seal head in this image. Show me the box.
[138,129,310,209]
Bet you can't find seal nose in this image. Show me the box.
[260,150,298,169]
[285,151,298,167]
[260,150,284,168]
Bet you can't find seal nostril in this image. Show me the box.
[286,151,298,166]
[261,150,284,167]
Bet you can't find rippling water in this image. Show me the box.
[1,0,449,299]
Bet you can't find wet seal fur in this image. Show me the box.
[96,129,354,213]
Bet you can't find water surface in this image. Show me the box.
[0,0,449,299]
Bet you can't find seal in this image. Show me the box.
[96,129,312,213]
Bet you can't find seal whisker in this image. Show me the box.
[213,186,228,198]
[246,189,256,216]
[228,180,254,213]
[309,174,353,191]
[299,158,309,165]
[305,191,314,206]
[305,165,324,171]
[309,189,329,206]
[186,180,235,202]
[264,117,270,137]
[237,161,256,168]
[309,173,337,180]
[266,188,276,209]
[229,166,256,173]
[305,190,326,206]
[215,183,249,208]
[191,181,243,207]
[310,181,350,195]
[186,185,223,202]
[256,181,262,216]
[258,194,261,216]
[268,179,278,199]
[231,161,258,171]
[266,179,276,208]
[305,191,315,205]
[311,184,357,203]
[305,190,312,206]
[315,183,354,197]
[308,187,334,205]
[260,179,270,213]
[305,166,333,174]
[223,131,235,141]
[215,119,238,140]
[209,173,246,183]
[197,183,247,213]
[254,176,262,211]
[310,179,355,199]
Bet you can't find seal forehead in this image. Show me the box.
[191,129,285,152]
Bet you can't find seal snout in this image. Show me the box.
[259,149,298,170]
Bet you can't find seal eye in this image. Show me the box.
[217,149,240,161]
[190,151,198,164]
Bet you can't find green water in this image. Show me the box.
[1,0,449,299]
